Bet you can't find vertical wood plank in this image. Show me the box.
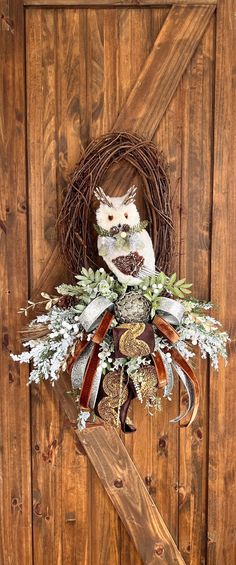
[0,0,32,563]
[118,12,152,562]
[26,8,93,564]
[87,11,121,564]
[178,18,215,565]
[60,419,91,565]
[26,11,63,564]
[56,9,91,564]
[57,9,89,175]
[153,71,182,545]
[116,10,170,565]
[27,9,58,288]
[208,0,236,562]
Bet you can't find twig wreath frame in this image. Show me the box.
[59,131,173,275]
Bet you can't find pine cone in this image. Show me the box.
[114,291,151,323]
[58,295,77,309]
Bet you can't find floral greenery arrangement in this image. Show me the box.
[12,267,229,432]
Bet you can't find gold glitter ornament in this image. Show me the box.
[118,323,151,357]
[132,365,162,412]
[97,370,130,427]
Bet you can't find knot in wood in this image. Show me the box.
[158,436,167,450]
[154,542,165,558]
[114,478,123,488]
[145,475,152,486]
[196,428,203,440]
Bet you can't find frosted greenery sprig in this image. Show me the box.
[57,267,126,313]
[179,309,230,369]
[21,268,193,319]
[137,271,192,318]
[12,268,229,388]
[11,307,83,383]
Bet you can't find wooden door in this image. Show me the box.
[1,1,235,564]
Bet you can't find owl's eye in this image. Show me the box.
[124,213,128,219]
[108,215,114,221]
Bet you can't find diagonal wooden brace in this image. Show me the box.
[54,374,185,564]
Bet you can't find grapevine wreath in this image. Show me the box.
[12,132,229,432]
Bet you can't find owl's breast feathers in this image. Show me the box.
[112,252,144,276]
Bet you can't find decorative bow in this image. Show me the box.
[68,297,200,431]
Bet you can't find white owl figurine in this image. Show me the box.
[94,186,156,285]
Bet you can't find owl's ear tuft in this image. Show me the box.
[122,185,137,206]
[94,187,113,208]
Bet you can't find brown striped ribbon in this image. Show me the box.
[153,314,180,344]
[68,310,199,428]
[80,310,114,408]
[151,351,168,388]
[153,314,200,426]
[171,348,200,427]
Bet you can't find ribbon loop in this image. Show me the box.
[80,310,114,408]
[153,315,180,344]
[151,351,168,389]
[157,297,185,326]
[79,296,113,332]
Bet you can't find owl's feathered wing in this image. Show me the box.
[97,230,155,285]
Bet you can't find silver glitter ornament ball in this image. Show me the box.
[114,291,151,323]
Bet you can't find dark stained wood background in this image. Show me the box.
[0,0,235,564]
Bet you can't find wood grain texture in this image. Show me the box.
[30,6,214,297]
[26,13,63,564]
[4,2,236,564]
[86,12,121,565]
[52,377,185,564]
[114,5,215,138]
[153,68,183,544]
[79,425,186,565]
[105,4,215,195]
[26,9,92,565]
[0,0,33,564]
[24,0,217,5]
[178,17,215,564]
[208,0,236,562]
[116,11,169,565]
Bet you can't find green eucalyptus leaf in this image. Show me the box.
[143,292,152,301]
[168,272,177,285]
[174,278,186,287]
[159,272,166,285]
[95,270,101,282]
[181,288,192,295]
[75,274,89,281]
[172,288,185,298]
[88,268,95,281]
[81,267,89,276]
